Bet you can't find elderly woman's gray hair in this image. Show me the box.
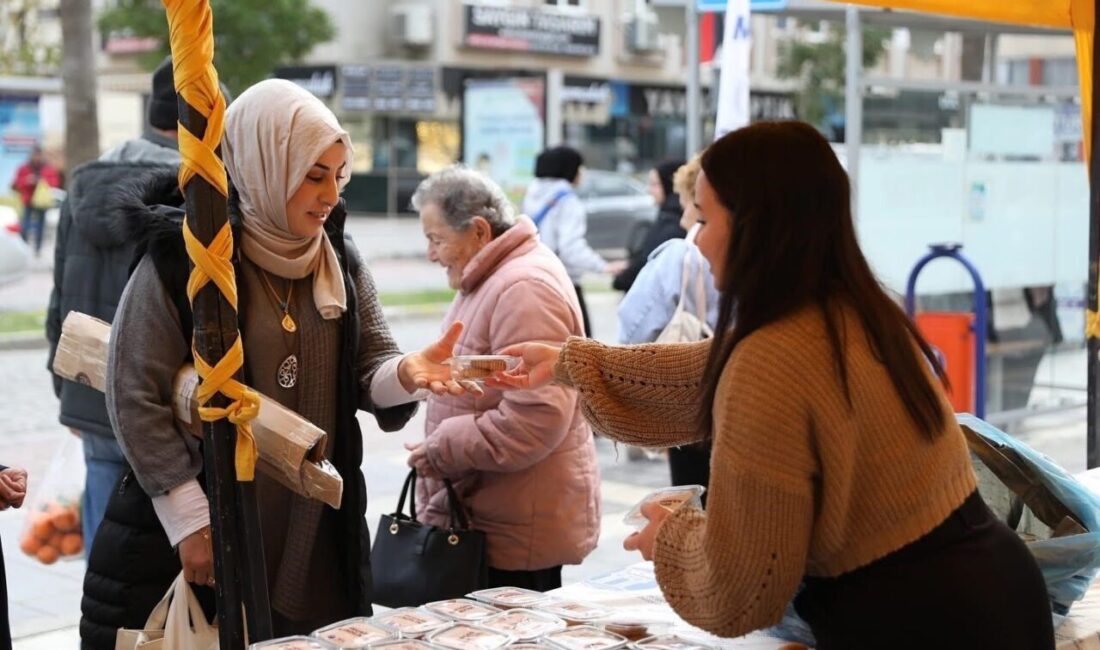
[411,166,517,237]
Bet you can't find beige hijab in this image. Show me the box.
[222,79,352,319]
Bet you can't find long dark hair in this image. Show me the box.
[698,122,948,438]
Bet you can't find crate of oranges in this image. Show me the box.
[20,500,82,564]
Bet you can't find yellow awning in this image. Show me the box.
[829,0,1094,158]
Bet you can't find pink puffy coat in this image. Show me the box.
[416,216,601,571]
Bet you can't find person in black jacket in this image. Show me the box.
[612,158,687,292]
[46,56,181,554]
[0,464,27,650]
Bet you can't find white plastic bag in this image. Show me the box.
[116,572,218,650]
[19,435,85,564]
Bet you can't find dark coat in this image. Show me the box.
[80,170,412,649]
[612,203,687,293]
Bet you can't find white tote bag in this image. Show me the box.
[116,572,218,650]
[656,231,714,344]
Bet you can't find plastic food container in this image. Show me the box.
[538,600,611,624]
[478,608,566,641]
[467,587,550,609]
[425,623,514,650]
[312,617,394,648]
[601,622,650,642]
[543,626,630,650]
[422,599,501,622]
[374,608,452,638]
[449,356,520,383]
[249,636,335,649]
[507,645,548,650]
[631,635,714,650]
[622,485,706,529]
[371,641,442,650]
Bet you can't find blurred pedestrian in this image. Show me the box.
[0,465,27,650]
[10,145,60,256]
[409,166,600,591]
[522,146,626,337]
[46,56,184,558]
[612,158,687,292]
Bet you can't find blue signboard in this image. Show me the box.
[697,0,787,11]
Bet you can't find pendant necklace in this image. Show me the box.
[259,269,299,389]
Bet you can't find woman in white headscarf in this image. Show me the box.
[81,79,467,645]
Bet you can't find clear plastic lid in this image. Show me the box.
[449,356,520,383]
[249,636,335,649]
[543,626,630,650]
[374,608,452,638]
[425,623,514,650]
[467,587,550,608]
[622,485,706,529]
[312,617,393,648]
[422,599,501,622]
[478,608,567,641]
[371,641,441,650]
[631,635,714,650]
[537,599,611,623]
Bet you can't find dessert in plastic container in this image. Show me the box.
[449,356,520,383]
[374,607,452,638]
[537,599,610,624]
[542,625,630,650]
[422,599,501,622]
[631,635,714,650]
[507,645,548,650]
[249,636,335,649]
[425,623,514,650]
[601,622,650,642]
[467,586,550,609]
[622,485,706,529]
[371,641,442,650]
[312,617,393,648]
[478,608,566,641]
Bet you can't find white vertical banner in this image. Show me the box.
[714,0,752,139]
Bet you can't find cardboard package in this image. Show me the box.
[53,312,343,509]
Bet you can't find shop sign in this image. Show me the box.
[273,65,337,98]
[463,5,600,57]
[340,65,436,113]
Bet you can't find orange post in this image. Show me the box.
[915,312,976,413]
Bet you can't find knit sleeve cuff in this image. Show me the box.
[552,337,586,388]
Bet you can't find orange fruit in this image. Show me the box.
[59,533,83,556]
[19,533,40,556]
[36,545,59,565]
[51,508,78,533]
[32,516,55,542]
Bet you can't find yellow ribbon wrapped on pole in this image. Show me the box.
[162,0,259,481]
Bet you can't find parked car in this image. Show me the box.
[575,170,657,257]
[0,204,31,288]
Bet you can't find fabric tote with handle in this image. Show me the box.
[656,226,713,344]
[371,469,488,608]
[115,572,218,650]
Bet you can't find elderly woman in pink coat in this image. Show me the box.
[405,166,601,591]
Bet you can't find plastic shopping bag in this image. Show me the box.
[116,572,218,650]
[18,435,85,565]
[30,179,54,210]
[960,414,1100,616]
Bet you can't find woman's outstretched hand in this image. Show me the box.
[484,342,563,391]
[399,322,483,396]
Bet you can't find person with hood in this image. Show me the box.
[612,158,687,292]
[46,56,185,554]
[80,79,467,647]
[522,146,625,337]
[407,166,600,592]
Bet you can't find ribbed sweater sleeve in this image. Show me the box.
[650,332,817,637]
[553,337,711,447]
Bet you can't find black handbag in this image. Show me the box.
[370,469,488,608]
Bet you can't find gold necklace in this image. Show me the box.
[258,269,299,389]
[259,270,297,333]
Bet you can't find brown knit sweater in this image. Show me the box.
[553,304,977,638]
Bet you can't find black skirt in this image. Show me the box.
[794,490,1053,650]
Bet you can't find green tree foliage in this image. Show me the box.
[0,0,61,76]
[98,0,335,94]
[777,25,891,128]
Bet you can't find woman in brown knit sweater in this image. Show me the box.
[491,122,1053,649]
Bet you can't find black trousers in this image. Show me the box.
[573,284,592,338]
[795,490,1053,650]
[488,566,563,593]
[668,445,711,507]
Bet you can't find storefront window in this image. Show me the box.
[415,120,460,174]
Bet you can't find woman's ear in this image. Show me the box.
[472,216,493,243]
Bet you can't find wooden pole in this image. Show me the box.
[1089,0,1100,469]
[164,1,273,645]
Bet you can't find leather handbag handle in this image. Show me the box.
[395,469,474,531]
[442,478,472,531]
[394,469,418,522]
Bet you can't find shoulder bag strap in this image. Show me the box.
[532,188,573,229]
